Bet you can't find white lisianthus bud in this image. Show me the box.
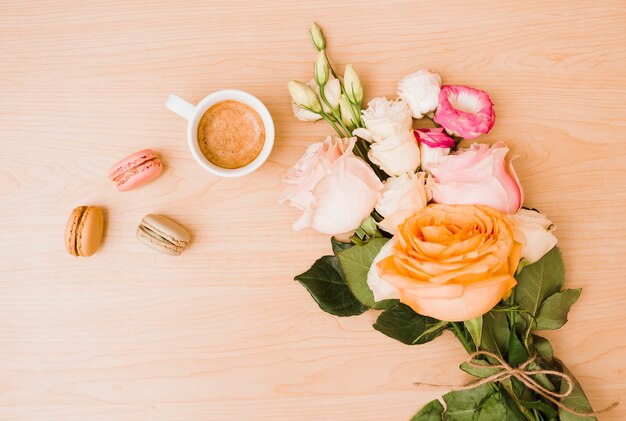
[339,94,357,130]
[344,64,364,105]
[397,69,442,119]
[508,209,557,264]
[376,172,430,234]
[309,22,326,51]
[288,80,322,113]
[321,78,341,113]
[314,52,330,86]
[291,102,321,121]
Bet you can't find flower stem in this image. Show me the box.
[325,51,339,80]
[319,84,353,136]
[450,322,474,353]
[320,112,348,138]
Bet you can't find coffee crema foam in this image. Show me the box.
[197,100,265,169]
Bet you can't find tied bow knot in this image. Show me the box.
[414,351,618,418]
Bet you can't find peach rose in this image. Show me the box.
[377,204,521,321]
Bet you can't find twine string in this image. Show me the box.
[414,351,618,417]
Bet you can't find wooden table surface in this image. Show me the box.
[1,1,625,420]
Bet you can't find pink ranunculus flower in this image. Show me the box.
[413,128,456,172]
[429,142,523,214]
[279,136,383,235]
[434,85,495,139]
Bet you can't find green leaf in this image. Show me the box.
[535,289,582,330]
[476,392,508,420]
[330,237,353,254]
[481,311,510,358]
[514,246,565,321]
[440,384,496,420]
[460,359,501,378]
[411,399,444,421]
[532,335,554,360]
[337,238,397,310]
[464,316,483,349]
[508,329,530,367]
[519,399,558,416]
[514,335,556,392]
[373,303,445,345]
[442,383,493,418]
[507,330,537,402]
[294,256,368,317]
[556,358,598,421]
[502,390,532,421]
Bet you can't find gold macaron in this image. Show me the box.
[64,206,104,257]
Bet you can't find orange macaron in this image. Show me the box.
[64,206,104,257]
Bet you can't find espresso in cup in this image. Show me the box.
[197,100,265,169]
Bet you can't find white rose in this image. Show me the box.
[376,172,429,234]
[421,143,450,172]
[397,69,441,119]
[367,131,420,176]
[353,97,412,142]
[291,78,341,121]
[508,209,557,264]
[367,240,400,302]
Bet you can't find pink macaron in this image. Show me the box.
[108,149,163,192]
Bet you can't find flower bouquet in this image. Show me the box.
[280,23,617,420]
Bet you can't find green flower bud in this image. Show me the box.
[344,64,364,105]
[287,80,322,113]
[314,52,330,86]
[309,22,326,51]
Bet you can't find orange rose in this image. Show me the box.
[377,204,521,321]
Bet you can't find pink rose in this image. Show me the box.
[429,142,523,214]
[413,128,455,171]
[434,85,495,139]
[280,137,383,235]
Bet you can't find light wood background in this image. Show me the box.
[1,1,625,420]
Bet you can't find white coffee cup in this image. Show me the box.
[166,90,274,177]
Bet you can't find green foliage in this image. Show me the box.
[411,399,444,421]
[514,247,565,329]
[532,335,554,360]
[294,256,368,317]
[330,237,352,254]
[480,311,509,358]
[556,359,598,421]
[337,238,397,309]
[464,316,483,350]
[413,384,528,420]
[373,303,446,345]
[535,289,581,330]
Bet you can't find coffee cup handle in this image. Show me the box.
[166,95,196,121]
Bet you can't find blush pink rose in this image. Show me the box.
[280,137,383,235]
[413,128,455,171]
[434,85,495,139]
[429,142,523,214]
